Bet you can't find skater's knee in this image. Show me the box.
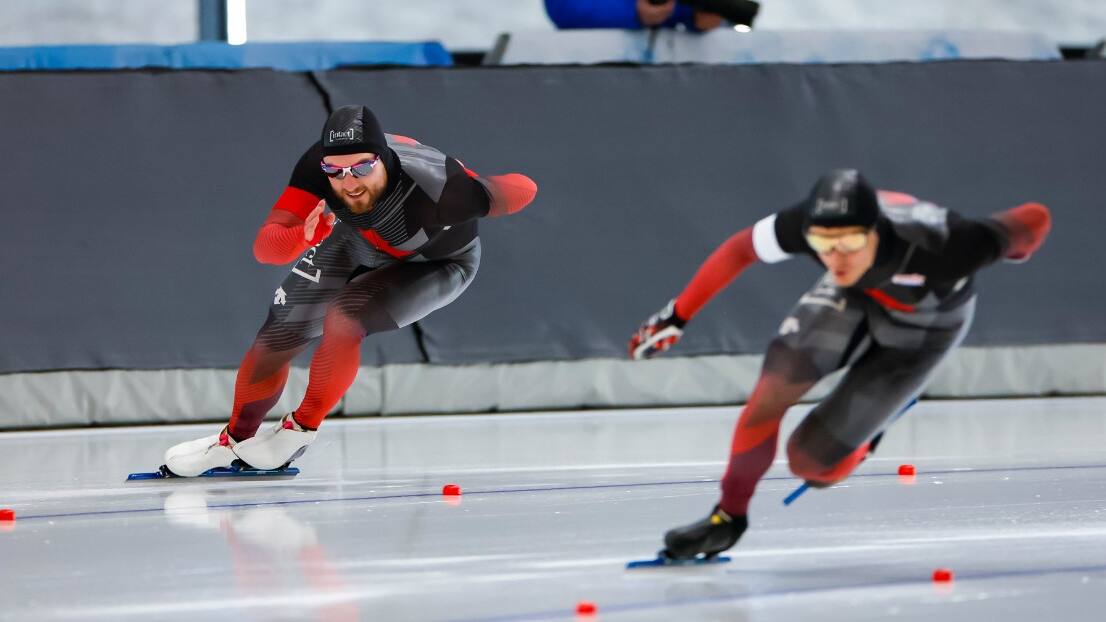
[253,322,313,354]
[786,433,831,482]
[786,418,862,485]
[788,441,868,486]
[323,295,397,339]
[322,303,368,340]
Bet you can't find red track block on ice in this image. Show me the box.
[898,464,917,476]
[933,568,954,583]
[575,601,597,615]
[0,509,15,521]
[442,484,462,496]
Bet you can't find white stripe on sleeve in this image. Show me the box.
[752,214,793,264]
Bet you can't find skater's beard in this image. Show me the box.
[324,154,390,215]
[337,177,387,214]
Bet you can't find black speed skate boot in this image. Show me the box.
[662,506,748,560]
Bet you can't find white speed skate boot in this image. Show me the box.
[163,427,238,477]
[233,413,316,471]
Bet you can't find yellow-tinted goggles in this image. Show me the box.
[804,231,870,254]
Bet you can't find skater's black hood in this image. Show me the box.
[321,105,398,179]
[802,169,880,231]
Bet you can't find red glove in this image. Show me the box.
[484,174,537,217]
[991,202,1051,263]
[303,200,336,245]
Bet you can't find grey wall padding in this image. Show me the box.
[314,62,1106,364]
[2,61,1106,376]
[2,344,1104,429]
[0,70,423,373]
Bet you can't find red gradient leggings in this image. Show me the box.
[227,225,479,440]
[717,277,972,516]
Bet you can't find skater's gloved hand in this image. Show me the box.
[629,299,686,360]
[303,200,337,245]
[482,173,538,217]
[990,202,1051,263]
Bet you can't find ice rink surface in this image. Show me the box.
[2,396,1106,621]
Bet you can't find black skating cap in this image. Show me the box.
[803,169,879,230]
[321,105,388,157]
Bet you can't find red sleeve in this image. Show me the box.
[674,227,758,321]
[271,185,319,219]
[252,186,320,265]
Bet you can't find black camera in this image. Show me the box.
[647,0,759,27]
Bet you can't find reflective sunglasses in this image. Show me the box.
[320,157,380,180]
[804,231,871,254]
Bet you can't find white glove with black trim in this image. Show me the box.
[629,299,687,360]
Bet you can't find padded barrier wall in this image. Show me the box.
[2,61,1105,425]
[490,29,1060,65]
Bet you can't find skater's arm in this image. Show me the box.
[675,207,804,320]
[672,227,757,321]
[253,144,336,265]
[252,187,314,265]
[630,231,759,360]
[252,188,334,265]
[986,202,1051,263]
[629,207,803,359]
[431,157,537,225]
[941,203,1052,275]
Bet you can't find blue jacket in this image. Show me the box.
[544,0,698,30]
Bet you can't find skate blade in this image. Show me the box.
[126,462,300,482]
[626,552,732,569]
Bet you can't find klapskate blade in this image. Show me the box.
[126,464,300,482]
[626,554,732,569]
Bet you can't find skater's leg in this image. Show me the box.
[286,288,393,430]
[165,308,313,476]
[665,276,866,558]
[227,318,309,441]
[787,306,974,486]
[164,227,365,476]
[663,340,836,560]
[294,242,480,428]
[719,275,869,515]
[661,343,819,560]
[227,225,369,440]
[718,341,822,516]
[234,243,480,469]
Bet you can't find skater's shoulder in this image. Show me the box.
[877,191,949,226]
[388,135,450,201]
[387,134,445,163]
[877,193,953,253]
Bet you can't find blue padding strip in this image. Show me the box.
[0,41,452,71]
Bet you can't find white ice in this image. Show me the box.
[2,397,1106,621]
